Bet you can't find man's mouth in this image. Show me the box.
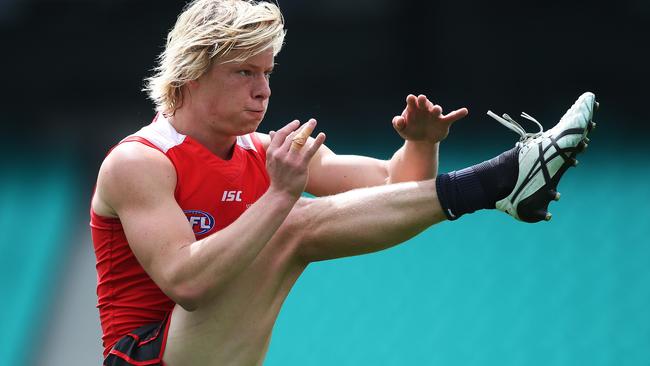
[245,110,266,117]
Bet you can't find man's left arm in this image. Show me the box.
[259,94,468,196]
[312,94,468,195]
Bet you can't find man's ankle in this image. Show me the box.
[435,147,519,220]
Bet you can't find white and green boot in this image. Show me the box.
[491,92,598,223]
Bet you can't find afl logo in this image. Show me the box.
[184,210,215,235]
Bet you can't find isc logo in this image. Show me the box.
[222,190,242,202]
[184,210,215,235]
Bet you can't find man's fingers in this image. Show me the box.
[281,130,299,151]
[302,132,326,161]
[270,120,300,148]
[289,119,316,152]
[392,116,406,131]
[425,99,436,111]
[431,104,442,118]
[441,108,469,124]
[406,94,417,110]
[417,94,428,109]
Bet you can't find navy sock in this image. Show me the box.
[436,147,519,220]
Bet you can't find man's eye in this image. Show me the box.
[264,71,273,79]
[238,70,251,76]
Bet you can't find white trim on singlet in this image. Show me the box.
[125,115,257,153]
[236,134,257,152]
[124,115,186,153]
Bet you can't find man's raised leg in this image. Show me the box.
[161,92,598,365]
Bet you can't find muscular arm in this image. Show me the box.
[304,141,438,196]
[256,134,437,196]
[259,95,467,196]
[93,122,324,311]
[94,143,295,311]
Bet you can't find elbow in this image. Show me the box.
[161,270,210,312]
[167,282,204,312]
[290,198,323,263]
[381,160,392,185]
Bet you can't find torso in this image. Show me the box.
[165,225,307,365]
[91,114,294,361]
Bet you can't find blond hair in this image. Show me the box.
[144,0,285,114]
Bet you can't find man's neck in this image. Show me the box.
[169,109,237,160]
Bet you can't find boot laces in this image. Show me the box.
[487,110,544,146]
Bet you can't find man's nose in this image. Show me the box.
[253,74,271,100]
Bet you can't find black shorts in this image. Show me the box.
[104,314,171,366]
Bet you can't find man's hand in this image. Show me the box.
[392,94,468,143]
[266,119,326,198]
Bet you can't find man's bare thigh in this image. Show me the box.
[162,199,312,366]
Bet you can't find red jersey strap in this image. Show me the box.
[249,132,267,162]
[120,136,165,153]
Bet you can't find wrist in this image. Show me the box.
[405,140,439,149]
[403,140,439,160]
[266,185,301,206]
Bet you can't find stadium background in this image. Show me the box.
[1,0,649,365]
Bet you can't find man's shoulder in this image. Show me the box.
[102,141,177,194]
[117,115,186,154]
[253,132,270,151]
[95,141,176,214]
[106,140,171,169]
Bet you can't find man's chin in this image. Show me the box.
[238,115,264,134]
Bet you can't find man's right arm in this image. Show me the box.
[93,121,324,311]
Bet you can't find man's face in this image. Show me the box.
[190,48,274,136]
